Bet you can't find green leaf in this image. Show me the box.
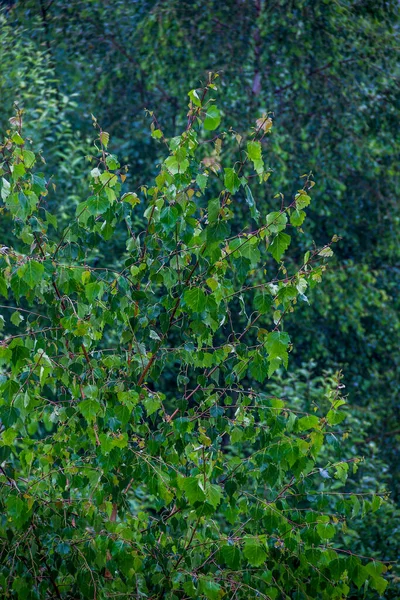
[365,562,388,595]
[87,194,109,216]
[10,311,23,326]
[352,564,368,589]
[326,409,347,425]
[6,496,30,528]
[165,155,189,175]
[245,185,260,222]
[230,427,243,444]
[221,544,240,569]
[2,428,17,445]
[12,163,26,180]
[85,282,102,303]
[254,288,272,313]
[208,198,220,224]
[335,462,349,483]
[290,209,306,227]
[0,404,19,426]
[45,210,58,230]
[106,154,120,169]
[203,105,221,131]
[199,578,222,600]
[316,522,336,539]
[151,128,163,140]
[206,220,230,243]
[0,274,7,299]
[266,331,290,376]
[206,484,222,508]
[143,395,161,416]
[266,211,287,233]
[196,173,208,192]
[297,415,320,431]
[243,537,267,567]
[295,191,311,210]
[100,171,118,187]
[22,150,35,168]
[12,132,24,145]
[269,232,291,262]
[17,261,44,288]
[247,141,262,161]
[79,399,102,423]
[188,88,202,107]
[180,476,205,504]
[371,495,383,512]
[247,141,264,177]
[224,168,241,194]
[249,353,268,383]
[160,205,179,230]
[184,287,207,312]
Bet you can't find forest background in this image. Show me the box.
[0,0,399,598]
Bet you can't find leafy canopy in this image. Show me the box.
[0,75,387,599]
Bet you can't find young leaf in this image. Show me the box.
[203,105,221,131]
[99,131,110,148]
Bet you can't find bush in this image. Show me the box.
[0,76,388,599]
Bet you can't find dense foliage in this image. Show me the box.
[0,0,399,597]
[0,77,390,599]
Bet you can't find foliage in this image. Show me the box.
[0,9,92,232]
[0,0,399,596]
[0,80,390,598]
[1,3,398,489]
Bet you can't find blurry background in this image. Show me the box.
[1,0,399,591]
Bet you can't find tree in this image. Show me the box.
[1,5,398,511]
[0,78,388,599]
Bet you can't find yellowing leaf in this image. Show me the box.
[121,192,140,206]
[100,131,110,148]
[256,116,273,133]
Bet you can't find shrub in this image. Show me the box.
[0,76,387,599]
